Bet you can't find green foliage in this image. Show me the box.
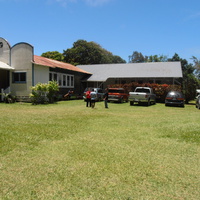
[63,39,126,65]
[169,53,199,103]
[148,54,168,62]
[0,92,16,103]
[129,51,168,63]
[30,81,59,104]
[191,56,200,79]
[41,51,64,61]
[129,51,147,63]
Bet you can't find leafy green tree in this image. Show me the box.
[41,51,64,61]
[63,40,126,65]
[148,54,168,62]
[169,53,199,103]
[129,51,147,63]
[112,55,126,63]
[191,56,200,79]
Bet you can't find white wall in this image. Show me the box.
[34,64,49,85]
[10,43,33,97]
[0,37,11,65]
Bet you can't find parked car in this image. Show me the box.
[195,95,200,109]
[83,88,104,101]
[129,87,156,106]
[165,91,185,107]
[108,88,129,103]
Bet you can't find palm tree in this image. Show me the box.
[191,56,200,79]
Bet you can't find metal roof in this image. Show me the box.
[33,55,91,74]
[78,62,182,82]
[0,61,14,70]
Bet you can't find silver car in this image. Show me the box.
[196,95,200,109]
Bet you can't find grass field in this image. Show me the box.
[0,100,200,200]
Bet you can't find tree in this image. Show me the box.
[147,54,168,62]
[63,40,126,65]
[169,53,199,103]
[41,51,64,61]
[112,55,126,63]
[191,56,200,79]
[129,51,147,63]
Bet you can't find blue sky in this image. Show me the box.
[1,0,200,63]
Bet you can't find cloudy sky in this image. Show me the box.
[1,0,200,62]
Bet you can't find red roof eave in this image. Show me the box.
[32,55,91,74]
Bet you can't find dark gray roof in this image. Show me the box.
[78,62,182,82]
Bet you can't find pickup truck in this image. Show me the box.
[129,87,156,106]
[108,88,129,103]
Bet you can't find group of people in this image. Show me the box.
[85,88,108,109]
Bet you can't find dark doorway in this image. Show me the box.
[0,70,10,101]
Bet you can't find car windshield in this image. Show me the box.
[167,92,183,98]
[135,88,150,93]
[108,89,124,93]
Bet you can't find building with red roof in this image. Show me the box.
[0,37,91,101]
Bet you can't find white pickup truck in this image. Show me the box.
[129,87,156,106]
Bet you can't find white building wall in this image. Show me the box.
[10,43,33,97]
[0,37,11,65]
[34,64,49,85]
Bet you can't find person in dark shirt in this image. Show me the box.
[104,88,109,108]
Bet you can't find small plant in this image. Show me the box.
[30,81,59,104]
[1,92,16,103]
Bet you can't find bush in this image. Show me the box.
[1,93,16,103]
[30,81,59,104]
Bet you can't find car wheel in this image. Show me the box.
[130,101,133,106]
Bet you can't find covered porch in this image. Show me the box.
[0,61,14,101]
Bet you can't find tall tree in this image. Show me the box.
[191,56,200,79]
[41,51,64,61]
[148,54,168,62]
[169,53,199,103]
[63,40,126,65]
[112,55,126,63]
[129,51,147,63]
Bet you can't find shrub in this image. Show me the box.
[0,92,16,103]
[30,81,59,104]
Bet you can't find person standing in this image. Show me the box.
[104,88,109,108]
[85,88,91,107]
[90,88,97,108]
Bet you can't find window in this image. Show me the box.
[71,76,74,87]
[63,75,66,86]
[12,72,26,83]
[49,72,74,88]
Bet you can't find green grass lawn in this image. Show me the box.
[0,101,200,200]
